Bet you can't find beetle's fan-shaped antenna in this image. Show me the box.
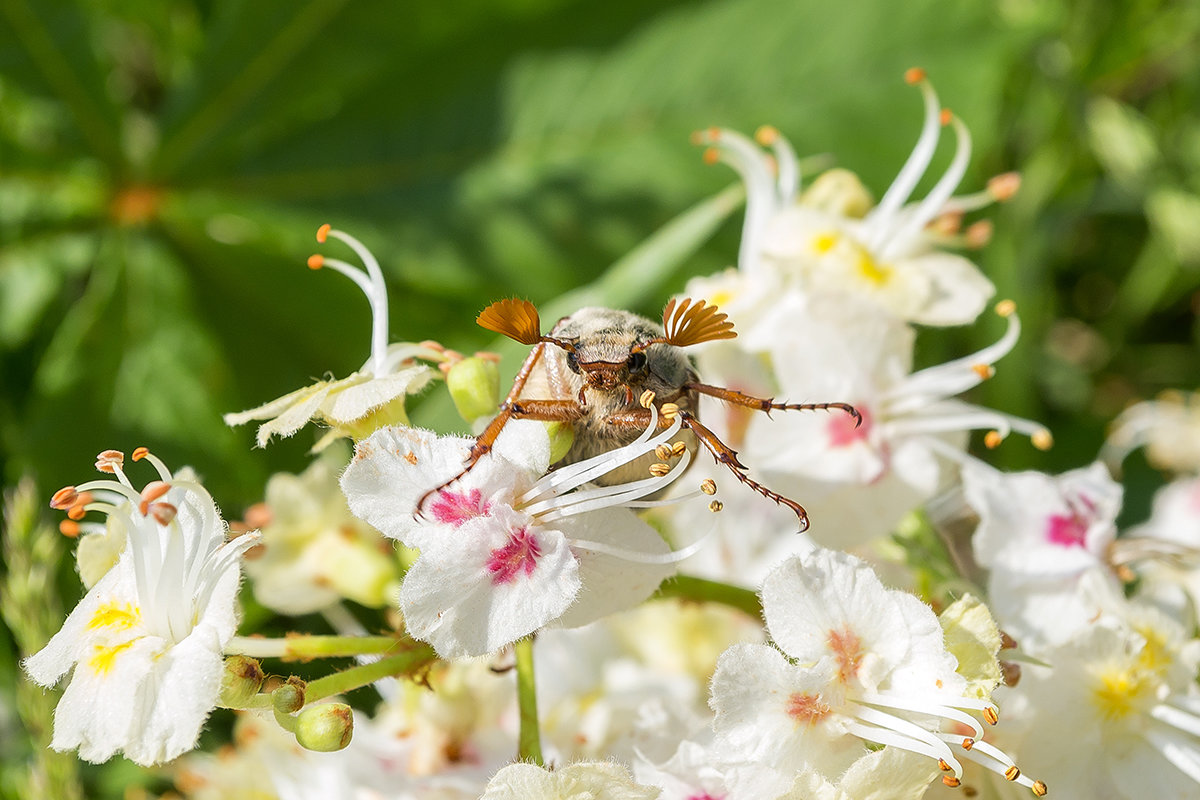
[478,298,543,345]
[662,298,737,347]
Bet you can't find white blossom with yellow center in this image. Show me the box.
[24,449,259,766]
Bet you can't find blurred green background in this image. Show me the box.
[2,0,1199,796]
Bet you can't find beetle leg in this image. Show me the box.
[684,382,861,427]
[601,407,810,531]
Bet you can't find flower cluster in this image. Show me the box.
[23,69,1200,800]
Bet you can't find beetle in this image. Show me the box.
[423,297,860,531]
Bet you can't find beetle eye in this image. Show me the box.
[566,350,581,374]
[627,351,648,373]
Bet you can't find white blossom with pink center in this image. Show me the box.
[708,548,1042,794]
[341,413,703,659]
[964,461,1124,646]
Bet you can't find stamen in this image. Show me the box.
[670,442,687,457]
[938,759,952,772]
[942,776,961,788]
[1033,780,1048,796]
[51,486,79,509]
[1005,767,1021,781]
[316,223,331,243]
[701,479,717,495]
[709,500,723,512]
[694,127,782,273]
[972,364,995,380]
[131,447,150,461]
[570,528,711,565]
[649,462,671,477]
[755,124,800,204]
[965,220,993,248]
[1032,430,1054,450]
[315,227,391,375]
[988,172,1021,201]
[984,431,1004,449]
[307,254,324,269]
[983,706,999,725]
[655,444,673,460]
[661,403,680,421]
[139,481,171,514]
[639,390,656,408]
[59,520,81,537]
[95,450,125,473]
[149,502,178,526]
[880,113,973,262]
[866,74,942,249]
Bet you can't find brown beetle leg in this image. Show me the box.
[602,407,810,531]
[684,382,861,427]
[417,343,582,515]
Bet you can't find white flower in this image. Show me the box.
[242,447,398,614]
[1122,476,1200,624]
[709,548,1043,794]
[1103,390,1200,474]
[1009,608,1200,798]
[341,409,704,659]
[481,761,660,800]
[695,70,1013,326]
[224,225,440,449]
[964,461,1124,645]
[24,449,259,765]
[731,294,1048,547]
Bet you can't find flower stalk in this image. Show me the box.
[655,574,763,618]
[225,634,406,661]
[514,636,544,765]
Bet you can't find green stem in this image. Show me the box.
[654,574,762,619]
[236,645,437,711]
[226,634,403,660]
[514,637,543,765]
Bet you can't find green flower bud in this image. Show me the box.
[272,677,306,714]
[446,356,500,424]
[545,421,575,464]
[219,656,265,709]
[295,703,354,752]
[326,541,400,608]
[939,594,1004,697]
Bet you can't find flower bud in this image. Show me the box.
[544,421,575,464]
[326,541,400,608]
[219,656,265,708]
[799,168,875,218]
[295,702,354,752]
[446,356,501,424]
[272,677,306,714]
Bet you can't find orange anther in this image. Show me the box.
[1005,767,1020,782]
[972,364,995,380]
[984,430,1004,449]
[942,776,961,788]
[702,147,720,165]
[138,481,171,514]
[983,706,999,725]
[95,450,125,473]
[244,503,272,530]
[965,220,994,249]
[988,172,1021,201]
[939,760,952,772]
[962,738,974,750]
[995,299,1017,317]
[307,254,325,270]
[132,446,150,461]
[51,486,79,509]
[67,504,88,521]
[59,520,81,538]
[905,67,927,84]
[1032,780,1047,796]
[940,108,952,126]
[689,130,705,146]
[149,502,178,526]
[316,223,331,243]
[755,125,779,145]
[1032,430,1054,451]
[474,351,502,362]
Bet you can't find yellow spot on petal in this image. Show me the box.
[1092,667,1150,721]
[786,691,831,726]
[87,602,141,632]
[812,232,839,254]
[88,640,136,675]
[708,289,736,308]
[855,250,892,287]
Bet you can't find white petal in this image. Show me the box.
[319,366,437,424]
[553,507,674,629]
[222,380,333,425]
[399,507,580,658]
[897,252,994,327]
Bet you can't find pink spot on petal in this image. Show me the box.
[430,489,490,526]
[1044,491,1098,549]
[487,526,542,585]
[828,405,871,448]
[686,794,725,800]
